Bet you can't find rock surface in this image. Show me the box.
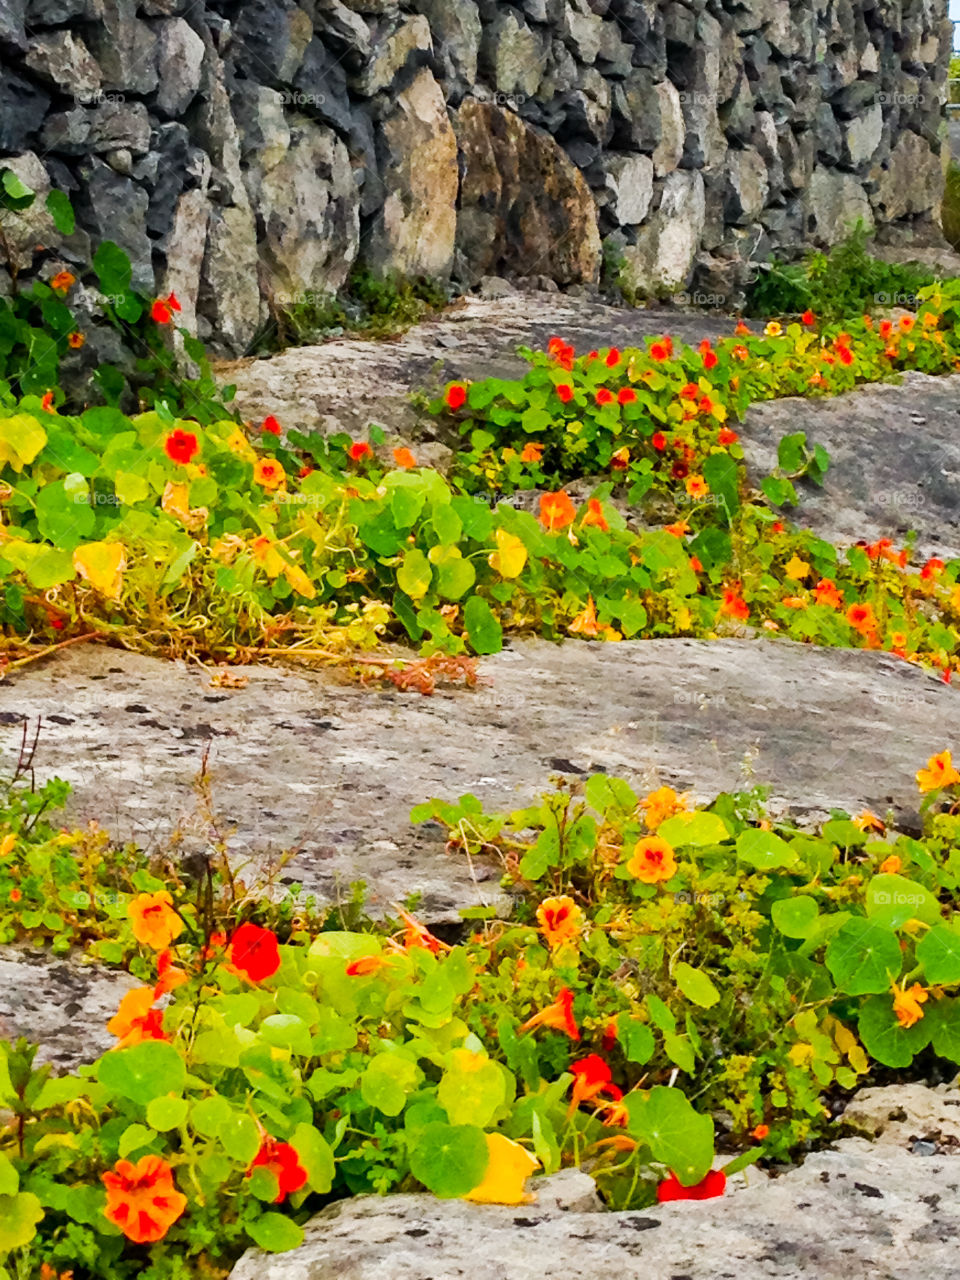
[227,1086,960,1280]
[0,637,953,918]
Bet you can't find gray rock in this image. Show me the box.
[0,66,50,150]
[350,14,432,96]
[153,18,206,117]
[601,152,654,225]
[231,0,314,83]
[200,203,262,355]
[0,152,57,271]
[562,2,603,63]
[256,117,359,298]
[652,79,685,176]
[806,167,874,247]
[480,7,547,98]
[26,0,90,21]
[41,102,151,156]
[86,0,159,94]
[842,1084,960,1147]
[724,147,770,223]
[415,0,481,84]
[160,188,211,346]
[622,170,706,294]
[368,69,458,280]
[874,131,944,222]
[76,160,154,292]
[23,30,102,98]
[313,0,372,64]
[845,104,884,167]
[0,0,24,44]
[227,1115,960,1279]
[678,11,726,169]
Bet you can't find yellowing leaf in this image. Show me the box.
[250,536,285,578]
[283,561,316,599]
[161,481,208,532]
[220,423,257,463]
[114,471,150,506]
[72,541,126,599]
[0,414,47,472]
[488,528,527,578]
[462,1133,539,1206]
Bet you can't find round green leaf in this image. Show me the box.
[858,995,931,1068]
[673,962,720,1008]
[97,1041,186,1105]
[825,918,902,995]
[771,896,820,939]
[246,1212,304,1253]
[464,596,503,655]
[397,548,432,600]
[361,1054,419,1117]
[146,1095,189,1132]
[736,828,797,871]
[625,1086,714,1185]
[866,874,941,929]
[658,812,731,847]
[0,1192,44,1251]
[407,1122,489,1198]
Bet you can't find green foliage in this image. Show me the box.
[746,226,937,322]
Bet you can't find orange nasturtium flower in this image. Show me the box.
[626,836,677,884]
[463,1133,540,1205]
[253,457,285,491]
[67,331,85,349]
[519,987,580,1040]
[640,786,687,831]
[128,890,183,950]
[50,270,76,292]
[581,498,609,532]
[917,750,960,794]
[536,896,584,949]
[520,441,544,464]
[392,446,417,469]
[107,988,168,1048]
[879,854,902,875]
[345,954,394,977]
[538,490,576,532]
[103,1155,187,1243]
[685,475,708,500]
[892,982,928,1029]
[813,578,843,609]
[853,811,885,834]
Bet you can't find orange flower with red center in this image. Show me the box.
[581,498,609,532]
[920,557,945,580]
[719,587,749,621]
[899,314,916,333]
[107,988,169,1048]
[253,457,285,491]
[154,948,189,996]
[520,442,543,463]
[519,987,579,1040]
[51,269,76,292]
[536,895,584,948]
[649,341,670,361]
[229,922,281,982]
[248,1138,308,1203]
[102,1155,187,1243]
[538,491,576,532]
[610,446,630,470]
[67,331,85,349]
[685,475,708,500]
[626,835,677,884]
[129,891,183,950]
[735,321,750,336]
[916,750,960,793]
[846,602,877,635]
[813,578,842,609]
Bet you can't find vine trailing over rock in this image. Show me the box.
[3,748,960,1275]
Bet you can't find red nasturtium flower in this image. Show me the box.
[626,836,677,884]
[813,578,842,609]
[606,347,621,367]
[556,383,575,403]
[150,292,182,325]
[718,427,739,445]
[649,340,670,361]
[229,922,281,982]
[569,1055,623,1112]
[262,414,282,435]
[921,557,945,580]
[520,986,580,1040]
[445,383,468,410]
[651,432,667,451]
[347,440,373,462]
[102,1155,187,1243]
[751,1123,770,1141]
[538,490,577,532]
[720,587,749,621]
[164,428,200,466]
[40,390,55,412]
[536,895,584,948]
[595,387,614,406]
[248,1138,308,1203]
[618,386,637,405]
[129,890,183,950]
[801,310,816,326]
[657,1169,726,1202]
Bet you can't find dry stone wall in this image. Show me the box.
[0,0,952,353]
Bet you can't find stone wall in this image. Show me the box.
[0,0,952,354]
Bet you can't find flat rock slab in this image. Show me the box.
[743,372,960,560]
[0,946,136,1069]
[229,1091,960,1280]
[0,638,953,919]
[223,296,960,559]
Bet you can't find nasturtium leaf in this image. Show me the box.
[771,896,820,939]
[312,1007,357,1054]
[616,1015,655,1065]
[245,1213,304,1253]
[663,1033,696,1073]
[917,926,960,985]
[437,1049,508,1128]
[857,995,931,1068]
[190,1094,234,1138]
[146,1095,188,1132]
[260,1014,313,1056]
[736,828,797,871]
[0,413,47,471]
[658,811,731,847]
[361,1053,419,1116]
[625,1086,715,1185]
[462,1132,539,1205]
[464,596,502,655]
[865,874,941,929]
[72,540,126,599]
[397,547,432,599]
[430,544,476,599]
[645,993,676,1034]
[825,918,902,994]
[118,1123,155,1158]
[291,1122,335,1193]
[408,1122,489,1198]
[45,188,75,235]
[673,962,720,1008]
[217,1112,261,1164]
[0,1192,44,1251]
[0,1152,18,1197]
[927,997,960,1062]
[488,527,528,578]
[97,1040,185,1105]
[584,773,637,816]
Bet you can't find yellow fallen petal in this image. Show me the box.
[462,1133,540,1206]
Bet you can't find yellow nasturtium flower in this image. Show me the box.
[462,1134,540,1206]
